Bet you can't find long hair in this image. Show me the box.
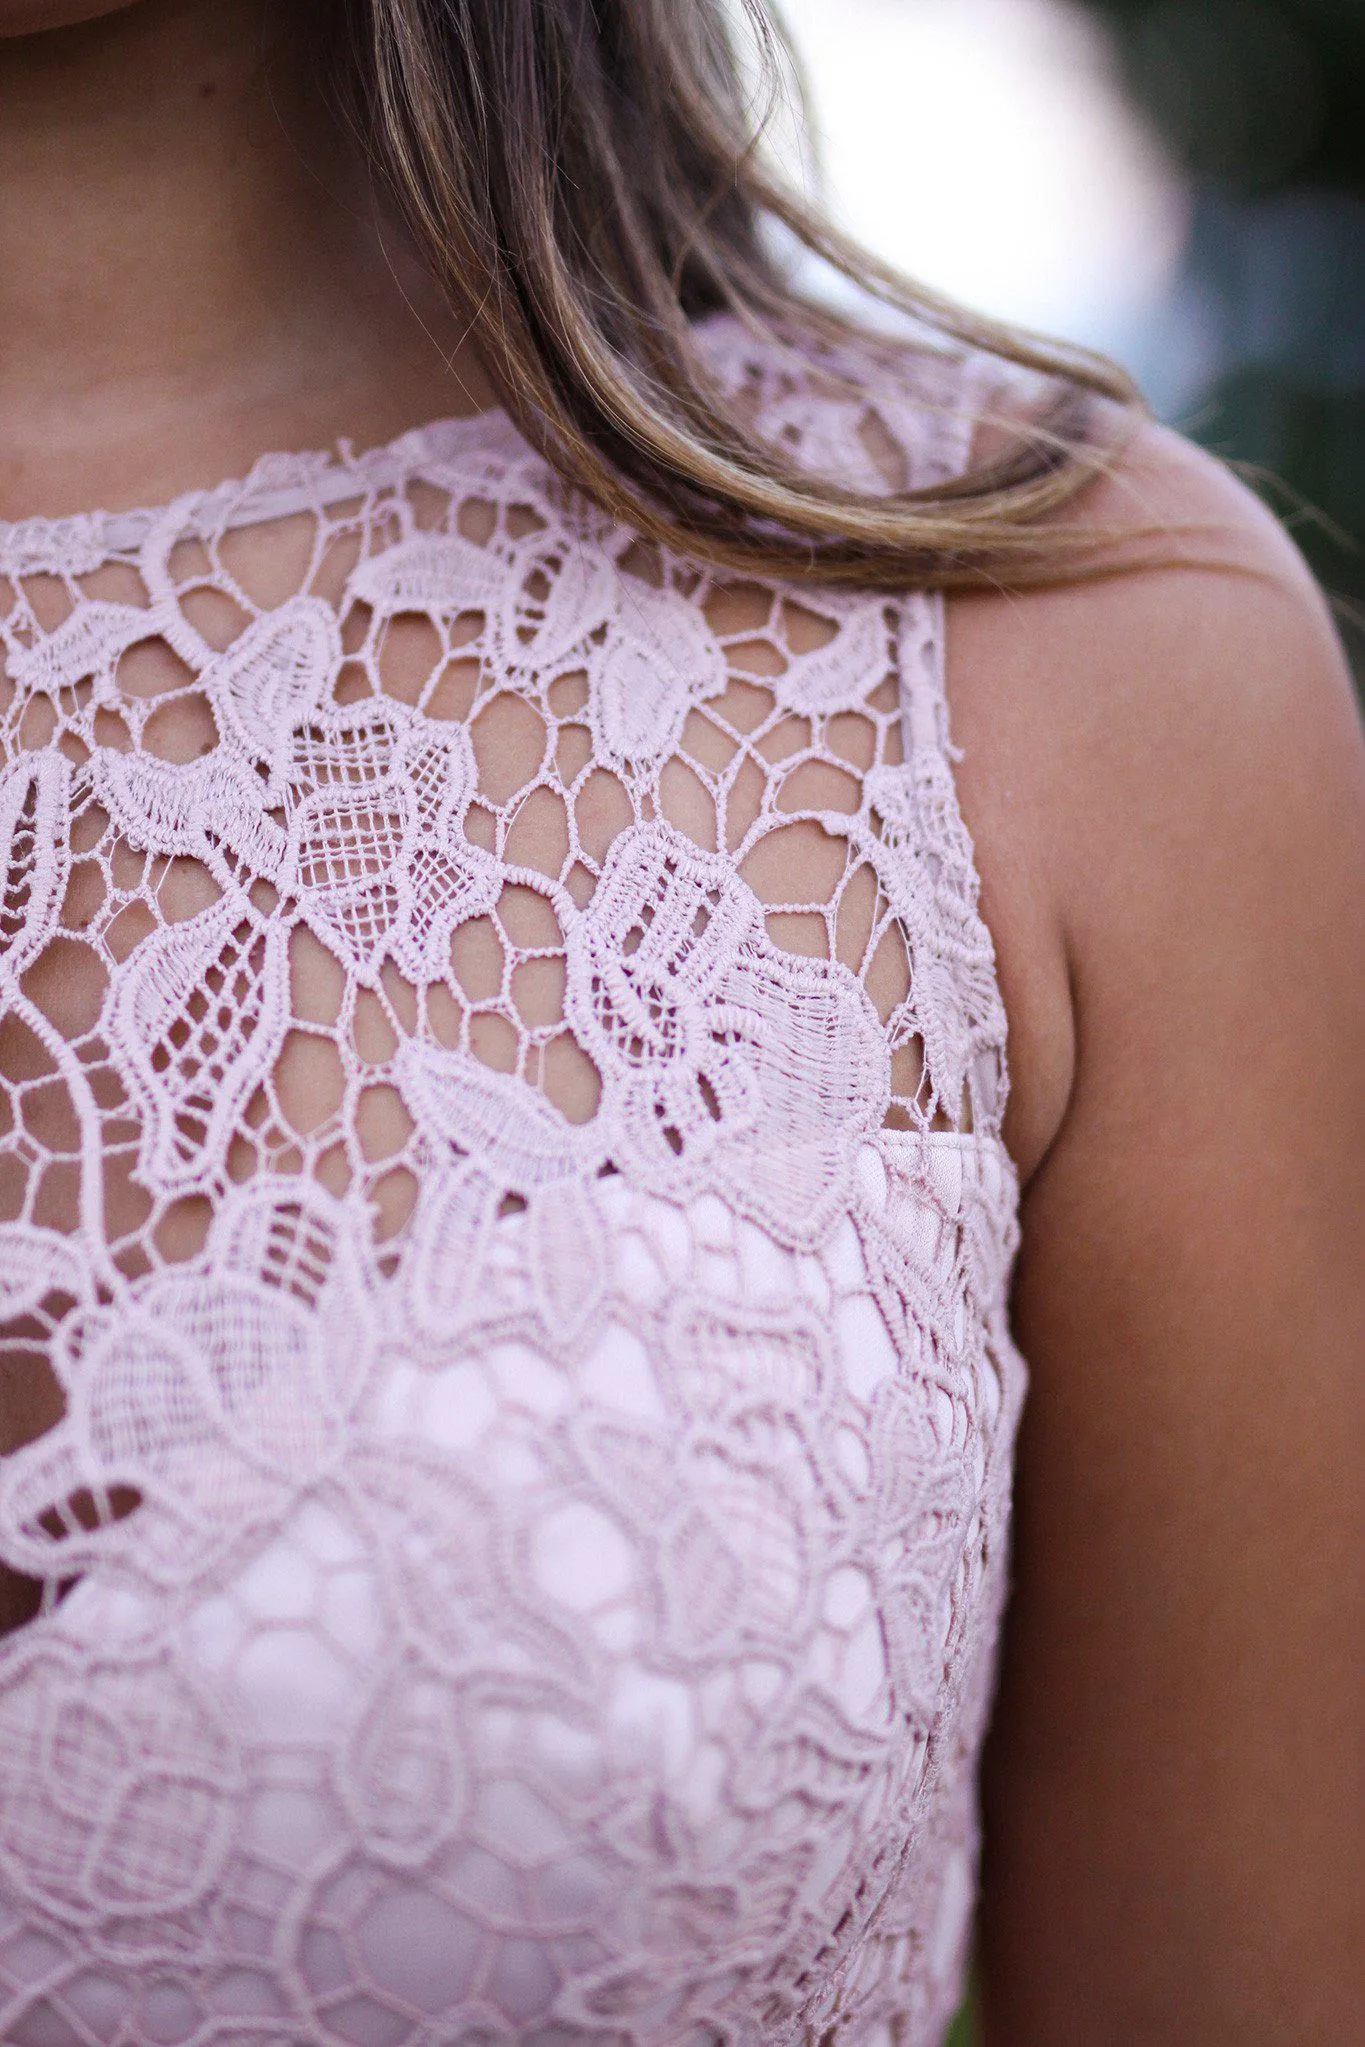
[333,0,1145,588]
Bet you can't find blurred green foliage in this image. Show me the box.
[1079,0,1365,677]
[944,1982,979,2046]
[1091,0,1365,191]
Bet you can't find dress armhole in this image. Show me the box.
[878,351,1015,1136]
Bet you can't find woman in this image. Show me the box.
[0,1,1358,2040]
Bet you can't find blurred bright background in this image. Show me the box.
[770,0,1365,684]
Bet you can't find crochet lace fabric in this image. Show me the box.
[0,325,1024,2047]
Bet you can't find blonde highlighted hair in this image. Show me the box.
[334,0,1145,588]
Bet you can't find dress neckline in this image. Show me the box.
[0,403,525,577]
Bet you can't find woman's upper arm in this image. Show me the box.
[949,426,1365,2043]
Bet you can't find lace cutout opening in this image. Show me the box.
[0,1290,144,1629]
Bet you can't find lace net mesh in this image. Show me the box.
[0,329,1024,2046]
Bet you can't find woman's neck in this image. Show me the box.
[0,0,493,522]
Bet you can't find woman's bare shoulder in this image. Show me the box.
[944,407,1365,1181]
[953,403,1358,791]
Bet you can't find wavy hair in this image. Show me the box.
[333,0,1145,587]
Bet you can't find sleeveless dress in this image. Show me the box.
[0,325,1025,2047]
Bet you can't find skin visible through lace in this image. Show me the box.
[0,483,952,1471]
[0,360,1021,2047]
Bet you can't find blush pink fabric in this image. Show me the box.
[0,324,1025,2045]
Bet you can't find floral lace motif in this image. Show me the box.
[0,327,1023,2045]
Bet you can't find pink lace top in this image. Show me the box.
[0,325,1024,2047]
